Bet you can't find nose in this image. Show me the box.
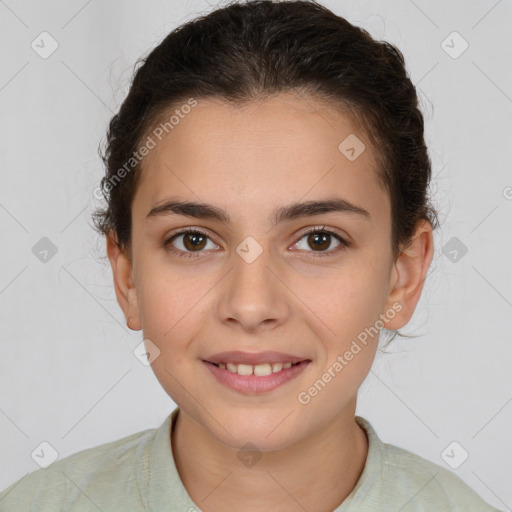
[216,246,290,332]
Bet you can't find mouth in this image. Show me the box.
[202,359,312,394]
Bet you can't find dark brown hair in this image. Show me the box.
[92,0,438,344]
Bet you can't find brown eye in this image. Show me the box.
[306,232,331,251]
[293,227,348,256]
[165,228,218,258]
[181,232,207,251]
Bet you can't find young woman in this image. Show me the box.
[0,1,502,510]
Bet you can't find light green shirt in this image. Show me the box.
[0,407,502,511]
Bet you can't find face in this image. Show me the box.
[109,92,431,451]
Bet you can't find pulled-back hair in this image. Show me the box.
[93,0,438,267]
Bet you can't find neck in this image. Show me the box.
[171,403,368,512]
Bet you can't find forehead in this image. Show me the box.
[132,93,388,224]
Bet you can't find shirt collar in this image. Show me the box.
[146,407,383,511]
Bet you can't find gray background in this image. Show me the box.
[0,0,511,509]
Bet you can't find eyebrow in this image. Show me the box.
[146,197,370,225]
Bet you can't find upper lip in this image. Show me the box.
[203,351,310,365]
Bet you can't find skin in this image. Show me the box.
[107,92,434,512]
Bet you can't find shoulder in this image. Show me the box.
[354,416,502,511]
[0,426,157,512]
[380,441,501,511]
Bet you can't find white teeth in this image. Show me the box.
[222,361,296,376]
[254,363,272,376]
[226,362,239,373]
[236,364,253,376]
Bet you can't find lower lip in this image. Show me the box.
[202,360,311,394]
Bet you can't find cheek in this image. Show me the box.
[135,271,204,401]
[135,261,208,342]
[295,260,388,340]
[298,269,385,399]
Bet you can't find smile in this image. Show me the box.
[203,360,311,394]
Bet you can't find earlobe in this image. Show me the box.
[106,231,142,331]
[383,220,434,331]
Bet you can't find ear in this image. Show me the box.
[106,231,142,331]
[383,220,434,330]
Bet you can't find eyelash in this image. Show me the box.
[163,226,349,259]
